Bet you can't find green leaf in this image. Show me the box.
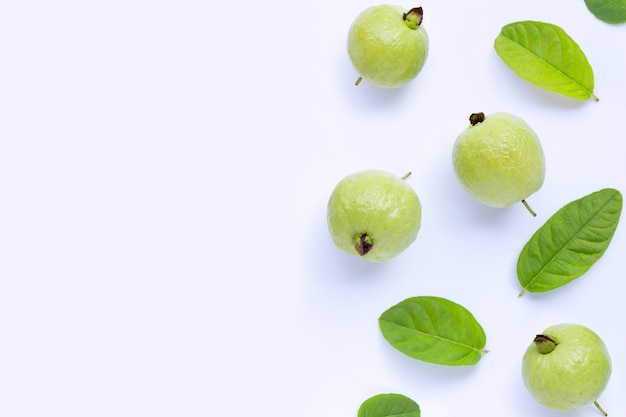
[378,296,487,366]
[517,188,623,295]
[358,393,420,417]
[494,21,597,101]
[585,0,626,24]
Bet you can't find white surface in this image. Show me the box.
[1,0,625,416]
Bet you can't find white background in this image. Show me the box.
[1,0,625,416]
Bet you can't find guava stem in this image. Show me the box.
[534,334,557,354]
[401,172,412,180]
[594,400,607,416]
[518,288,527,297]
[592,93,600,102]
[521,199,537,217]
[355,76,363,86]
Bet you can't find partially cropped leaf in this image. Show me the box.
[358,393,420,417]
[518,188,622,295]
[494,21,597,100]
[379,296,487,366]
[585,0,626,24]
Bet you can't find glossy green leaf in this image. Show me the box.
[585,0,626,24]
[358,393,420,417]
[379,296,487,366]
[494,21,597,101]
[518,188,622,295]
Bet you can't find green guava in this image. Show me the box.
[327,170,421,262]
[347,5,429,88]
[522,323,612,415]
[452,112,545,215]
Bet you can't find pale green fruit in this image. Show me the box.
[347,5,429,88]
[452,112,545,215]
[327,170,421,262]
[522,323,612,415]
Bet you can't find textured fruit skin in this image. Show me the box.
[347,5,429,88]
[522,323,612,412]
[452,112,545,208]
[327,170,421,262]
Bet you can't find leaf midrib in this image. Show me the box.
[379,317,483,354]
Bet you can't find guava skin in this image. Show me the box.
[522,323,612,413]
[347,5,429,88]
[327,170,421,262]
[452,112,546,208]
